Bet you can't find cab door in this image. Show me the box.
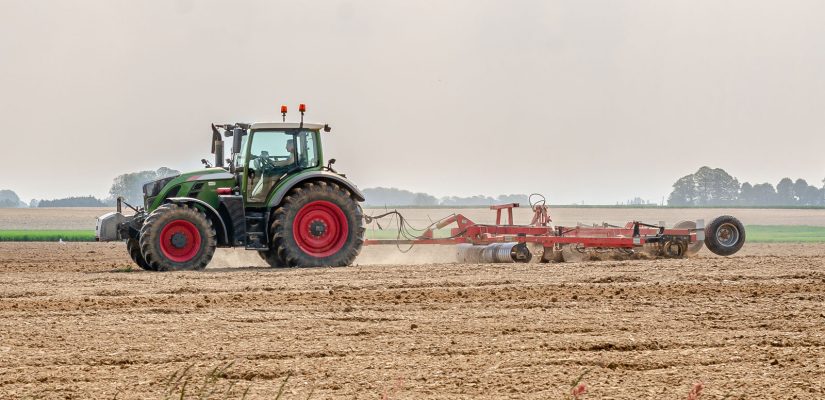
[242,130,297,205]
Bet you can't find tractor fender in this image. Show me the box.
[268,171,365,208]
[164,197,229,246]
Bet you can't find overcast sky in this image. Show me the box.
[1,0,824,204]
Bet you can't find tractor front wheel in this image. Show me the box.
[270,181,364,267]
[139,203,217,271]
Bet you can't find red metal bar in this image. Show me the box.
[491,203,518,225]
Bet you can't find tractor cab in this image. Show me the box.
[234,123,326,204]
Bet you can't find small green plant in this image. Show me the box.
[162,362,302,400]
[163,362,249,400]
[274,372,290,400]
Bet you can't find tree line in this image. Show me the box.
[14,167,181,208]
[361,187,530,207]
[668,166,825,206]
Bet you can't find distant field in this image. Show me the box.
[2,225,823,243]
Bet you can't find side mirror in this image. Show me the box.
[232,128,244,155]
[326,158,336,172]
[323,124,332,132]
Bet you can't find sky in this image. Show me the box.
[1,0,824,204]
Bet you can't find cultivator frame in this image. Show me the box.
[364,199,745,263]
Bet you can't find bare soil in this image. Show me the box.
[1,242,824,399]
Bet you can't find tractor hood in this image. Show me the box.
[176,167,235,183]
[142,167,236,211]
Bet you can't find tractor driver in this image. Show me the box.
[255,139,295,172]
[271,139,296,167]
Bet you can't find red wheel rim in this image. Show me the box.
[293,200,349,257]
[159,219,202,262]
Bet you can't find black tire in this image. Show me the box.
[139,203,217,271]
[271,181,365,267]
[127,237,155,271]
[258,250,287,268]
[674,220,704,257]
[704,215,746,256]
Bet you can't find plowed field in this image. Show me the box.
[1,242,824,399]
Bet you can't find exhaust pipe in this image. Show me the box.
[456,243,532,263]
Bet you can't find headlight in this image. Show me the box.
[143,175,179,198]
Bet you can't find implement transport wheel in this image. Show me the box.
[270,181,365,267]
[674,220,704,257]
[126,237,155,271]
[704,215,746,256]
[139,203,217,271]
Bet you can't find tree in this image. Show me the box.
[108,167,180,205]
[693,167,740,205]
[497,194,530,205]
[750,183,777,205]
[38,196,107,207]
[667,167,739,206]
[412,192,438,206]
[363,187,437,206]
[0,189,21,208]
[776,178,794,204]
[440,195,496,206]
[739,182,754,205]
[667,174,698,206]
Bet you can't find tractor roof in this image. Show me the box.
[251,122,326,131]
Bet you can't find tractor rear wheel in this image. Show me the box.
[674,220,704,257]
[126,237,155,271]
[270,181,365,267]
[139,203,217,271]
[704,215,745,256]
[258,250,287,268]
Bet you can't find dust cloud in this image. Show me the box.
[209,248,267,269]
[354,245,457,265]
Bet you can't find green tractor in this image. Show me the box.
[96,105,365,271]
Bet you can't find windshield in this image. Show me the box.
[245,129,318,202]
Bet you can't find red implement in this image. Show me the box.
[363,197,745,263]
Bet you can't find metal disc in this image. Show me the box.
[674,220,703,257]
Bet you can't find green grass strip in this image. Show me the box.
[743,225,825,243]
[0,230,96,242]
